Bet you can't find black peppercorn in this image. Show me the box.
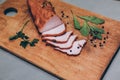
[94,45,97,47]
[99,43,103,47]
[61,11,64,13]
[90,39,93,42]
[106,36,109,39]
[102,26,104,29]
[62,15,64,18]
[66,16,69,18]
[67,22,69,24]
[104,37,106,40]
[99,42,102,45]
[70,50,72,52]
[107,32,109,34]
[103,41,106,44]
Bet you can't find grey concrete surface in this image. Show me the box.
[0,0,120,80]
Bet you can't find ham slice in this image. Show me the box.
[42,24,66,37]
[40,15,63,33]
[46,35,77,49]
[55,40,86,55]
[42,31,73,43]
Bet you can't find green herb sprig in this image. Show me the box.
[71,11,105,40]
[9,20,30,40]
[9,20,39,48]
[79,16,105,40]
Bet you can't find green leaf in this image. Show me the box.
[17,31,25,38]
[24,35,29,39]
[80,21,90,36]
[78,16,105,25]
[71,10,81,30]
[16,31,29,40]
[32,39,39,43]
[9,31,24,40]
[20,40,29,48]
[90,26,104,34]
[95,33,102,40]
[30,39,39,46]
[73,16,81,30]
[94,27,104,34]
[9,35,19,40]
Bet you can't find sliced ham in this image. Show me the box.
[40,15,63,33]
[42,24,66,37]
[55,40,86,55]
[46,35,77,49]
[42,31,73,43]
[28,0,87,56]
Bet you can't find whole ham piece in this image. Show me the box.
[27,0,63,33]
[27,0,86,55]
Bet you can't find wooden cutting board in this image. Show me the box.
[0,0,120,80]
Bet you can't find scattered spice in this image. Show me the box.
[67,22,69,24]
[61,11,64,13]
[91,41,93,43]
[61,11,70,19]
[90,31,109,48]
[70,50,72,52]
[106,36,109,39]
[103,41,106,44]
[61,11,65,18]
[102,26,104,29]
[104,37,106,40]
[94,44,97,47]
[99,42,103,47]
[90,39,93,42]
[62,14,64,18]
[99,44,103,47]
[66,16,69,18]
[99,42,102,45]
[107,32,109,34]
[77,47,80,49]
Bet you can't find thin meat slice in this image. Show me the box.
[40,15,63,33]
[42,24,66,37]
[42,31,73,43]
[28,0,63,33]
[55,40,86,55]
[46,35,77,49]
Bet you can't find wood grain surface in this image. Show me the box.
[0,0,120,80]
